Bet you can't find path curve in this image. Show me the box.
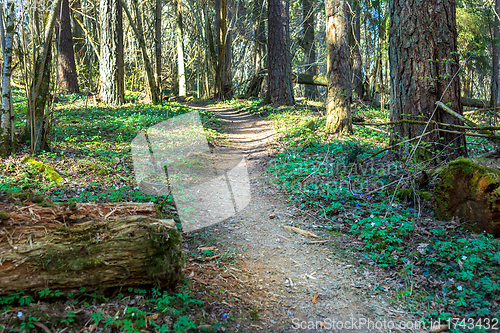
[185,104,422,333]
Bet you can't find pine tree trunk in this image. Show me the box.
[99,0,124,105]
[175,0,186,97]
[301,0,317,99]
[56,0,80,93]
[490,0,499,108]
[215,0,233,99]
[325,0,352,134]
[267,0,294,105]
[389,0,467,160]
[0,0,15,157]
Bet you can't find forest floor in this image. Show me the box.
[1,94,499,332]
[180,103,424,332]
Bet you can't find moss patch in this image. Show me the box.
[22,157,64,184]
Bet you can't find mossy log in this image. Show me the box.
[434,157,500,237]
[0,203,184,296]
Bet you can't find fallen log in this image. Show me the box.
[0,202,184,296]
[434,157,500,237]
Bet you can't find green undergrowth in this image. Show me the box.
[1,99,224,211]
[253,100,500,331]
[0,285,216,332]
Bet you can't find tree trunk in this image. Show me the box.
[56,0,80,93]
[0,0,15,158]
[301,0,317,99]
[267,0,294,105]
[155,0,162,94]
[325,0,352,134]
[0,202,184,295]
[174,0,186,97]
[389,0,467,160]
[215,0,233,99]
[254,0,266,75]
[99,0,124,105]
[348,0,363,100]
[26,48,52,153]
[490,0,499,108]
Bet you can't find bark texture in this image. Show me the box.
[174,0,186,97]
[0,0,15,157]
[99,0,124,105]
[490,0,500,108]
[155,0,162,93]
[215,0,233,99]
[301,0,317,99]
[349,0,363,99]
[389,0,467,160]
[325,0,352,134]
[267,0,294,105]
[56,0,80,93]
[0,203,185,295]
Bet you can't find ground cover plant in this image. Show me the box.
[225,99,500,332]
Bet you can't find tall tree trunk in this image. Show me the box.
[155,0,162,94]
[267,0,294,105]
[100,0,124,105]
[174,0,186,97]
[215,0,233,99]
[491,0,499,108]
[0,0,15,157]
[348,0,363,100]
[254,0,266,74]
[301,0,317,99]
[325,0,352,134]
[389,0,467,160]
[56,0,80,93]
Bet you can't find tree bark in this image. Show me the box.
[267,0,294,105]
[490,0,500,108]
[325,0,352,134]
[301,0,317,99]
[215,0,233,99]
[99,0,124,105]
[0,202,184,295]
[0,0,15,157]
[348,0,363,99]
[389,0,467,160]
[174,0,186,97]
[155,0,162,94]
[56,0,80,93]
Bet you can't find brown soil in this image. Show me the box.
[183,105,424,333]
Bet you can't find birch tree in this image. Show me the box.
[0,0,15,157]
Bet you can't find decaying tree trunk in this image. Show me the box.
[434,158,500,237]
[0,203,184,295]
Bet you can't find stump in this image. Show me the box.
[0,202,185,296]
[434,157,500,237]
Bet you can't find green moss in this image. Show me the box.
[22,157,64,184]
[13,192,30,201]
[0,211,9,220]
[144,222,185,289]
[434,157,500,220]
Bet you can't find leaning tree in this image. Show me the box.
[389,0,467,160]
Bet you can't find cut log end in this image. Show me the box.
[434,157,500,237]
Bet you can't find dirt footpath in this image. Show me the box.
[183,105,425,333]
